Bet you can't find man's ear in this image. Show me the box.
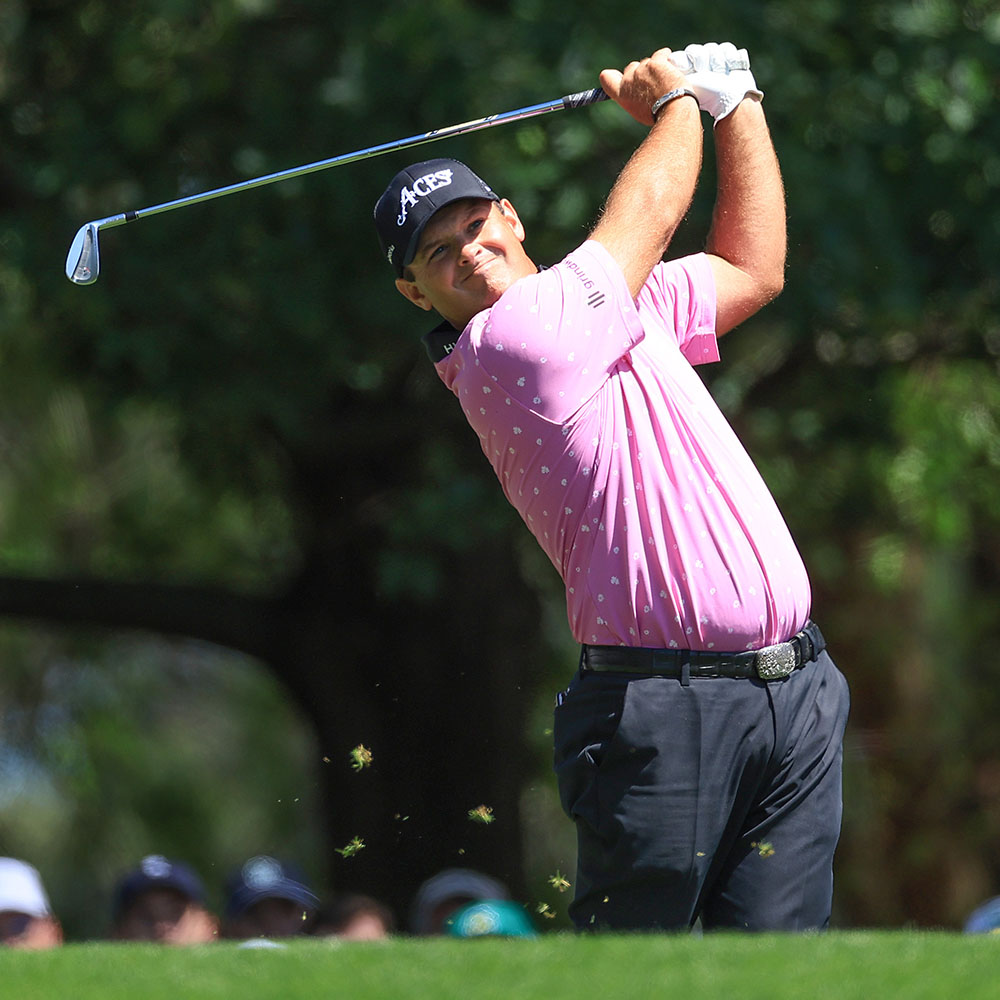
[498,198,526,243]
[394,276,434,312]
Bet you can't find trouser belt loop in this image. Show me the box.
[799,621,825,663]
[680,657,691,687]
[797,630,813,664]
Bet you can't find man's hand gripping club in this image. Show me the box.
[598,42,765,127]
[668,42,763,124]
[598,47,694,126]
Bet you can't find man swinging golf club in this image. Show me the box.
[374,43,850,932]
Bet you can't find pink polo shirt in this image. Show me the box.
[433,241,811,651]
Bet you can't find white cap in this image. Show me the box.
[0,858,53,918]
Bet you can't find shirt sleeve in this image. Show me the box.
[469,240,646,421]
[637,253,719,366]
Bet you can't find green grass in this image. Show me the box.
[5,933,998,999]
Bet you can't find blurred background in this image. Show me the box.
[1,0,999,938]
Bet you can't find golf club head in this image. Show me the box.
[65,223,100,284]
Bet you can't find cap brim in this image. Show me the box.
[227,885,319,918]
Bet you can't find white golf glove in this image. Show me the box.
[669,42,763,123]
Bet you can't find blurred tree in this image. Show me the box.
[0,626,324,938]
[1,0,999,931]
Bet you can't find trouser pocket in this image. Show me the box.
[552,673,634,824]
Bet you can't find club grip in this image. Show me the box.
[561,87,610,110]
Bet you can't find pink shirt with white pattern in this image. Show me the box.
[432,241,811,651]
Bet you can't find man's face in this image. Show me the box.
[115,888,217,944]
[0,910,63,949]
[227,897,310,939]
[428,894,475,935]
[395,197,535,330]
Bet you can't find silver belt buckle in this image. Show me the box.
[754,640,797,680]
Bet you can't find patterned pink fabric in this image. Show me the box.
[434,241,810,651]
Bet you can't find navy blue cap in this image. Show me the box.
[373,158,500,276]
[964,895,1000,933]
[114,855,205,919]
[224,856,318,919]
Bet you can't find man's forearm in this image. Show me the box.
[590,95,704,298]
[707,99,787,306]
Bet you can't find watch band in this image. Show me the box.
[651,88,699,119]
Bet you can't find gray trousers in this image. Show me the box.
[552,649,850,931]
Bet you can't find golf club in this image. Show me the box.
[65,87,609,285]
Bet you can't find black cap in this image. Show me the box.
[373,158,500,276]
[113,855,206,919]
[223,856,318,919]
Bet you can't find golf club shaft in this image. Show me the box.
[84,87,609,234]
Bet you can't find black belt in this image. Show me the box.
[580,621,826,681]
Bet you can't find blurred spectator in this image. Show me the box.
[409,868,510,936]
[112,854,218,944]
[0,857,63,950]
[964,895,1000,934]
[445,899,537,938]
[309,893,395,941]
[222,855,318,940]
